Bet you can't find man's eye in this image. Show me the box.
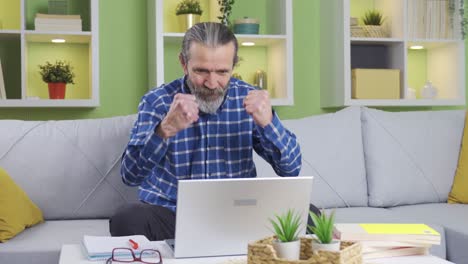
[217,70,230,76]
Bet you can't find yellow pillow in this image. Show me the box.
[0,167,44,242]
[449,113,468,204]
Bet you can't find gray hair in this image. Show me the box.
[180,22,239,67]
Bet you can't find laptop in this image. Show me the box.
[169,176,313,258]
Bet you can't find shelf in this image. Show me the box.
[25,32,91,43]
[149,0,294,106]
[345,98,464,106]
[0,0,99,107]
[320,0,465,107]
[0,99,99,107]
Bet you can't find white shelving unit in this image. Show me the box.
[147,0,294,106]
[0,0,99,108]
[320,0,465,107]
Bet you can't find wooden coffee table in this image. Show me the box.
[59,244,454,264]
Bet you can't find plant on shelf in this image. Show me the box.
[175,0,203,31]
[269,209,302,260]
[362,9,384,26]
[217,0,235,26]
[361,9,387,38]
[38,60,75,99]
[175,0,203,15]
[308,209,341,253]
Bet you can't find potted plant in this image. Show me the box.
[38,60,75,99]
[308,209,341,253]
[361,9,387,37]
[217,0,235,27]
[175,0,203,31]
[269,209,302,260]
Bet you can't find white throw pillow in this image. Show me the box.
[362,107,465,207]
[255,106,368,208]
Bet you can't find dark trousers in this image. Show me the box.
[109,203,176,241]
[110,203,320,240]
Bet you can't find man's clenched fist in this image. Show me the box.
[156,93,199,139]
[243,90,273,128]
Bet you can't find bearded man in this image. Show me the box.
[111,22,302,241]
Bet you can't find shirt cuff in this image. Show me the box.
[140,123,170,159]
[257,111,286,142]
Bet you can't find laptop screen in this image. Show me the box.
[173,177,313,258]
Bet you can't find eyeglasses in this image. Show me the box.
[106,248,162,264]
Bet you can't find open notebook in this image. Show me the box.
[82,235,172,260]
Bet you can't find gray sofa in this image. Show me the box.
[0,106,467,264]
[254,106,468,264]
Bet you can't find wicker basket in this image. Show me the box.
[351,25,387,38]
[350,26,366,38]
[248,236,362,264]
[362,25,387,38]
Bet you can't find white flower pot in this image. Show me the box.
[272,239,301,260]
[311,239,341,254]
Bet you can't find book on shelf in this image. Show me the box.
[0,59,6,100]
[82,235,172,261]
[36,13,81,19]
[35,23,82,32]
[408,0,455,39]
[334,223,441,244]
[34,13,82,32]
[362,246,429,260]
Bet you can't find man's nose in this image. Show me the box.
[204,73,219,89]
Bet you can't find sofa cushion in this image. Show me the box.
[362,107,465,207]
[389,203,468,264]
[331,207,446,259]
[449,111,468,204]
[0,219,109,264]
[0,115,140,220]
[0,167,43,242]
[255,106,368,208]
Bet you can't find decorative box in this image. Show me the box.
[352,68,400,99]
[234,17,259,34]
[248,236,362,264]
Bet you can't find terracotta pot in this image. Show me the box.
[48,82,66,99]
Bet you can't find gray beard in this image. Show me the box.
[186,79,228,114]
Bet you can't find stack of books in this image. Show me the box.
[334,223,441,260]
[34,13,82,32]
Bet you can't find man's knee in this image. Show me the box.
[109,203,175,240]
[110,203,151,236]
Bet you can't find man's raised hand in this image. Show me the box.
[156,93,199,139]
[243,90,273,128]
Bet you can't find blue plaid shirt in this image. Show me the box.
[121,77,302,212]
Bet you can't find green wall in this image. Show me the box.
[0,0,466,120]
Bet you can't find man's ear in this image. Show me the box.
[179,53,188,75]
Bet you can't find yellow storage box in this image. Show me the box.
[352,69,400,99]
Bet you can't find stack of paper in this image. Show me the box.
[34,13,82,32]
[81,235,171,261]
[334,223,440,260]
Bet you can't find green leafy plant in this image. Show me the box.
[175,0,203,16]
[362,9,385,26]
[38,60,75,84]
[308,209,335,244]
[269,209,302,243]
[217,0,235,26]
